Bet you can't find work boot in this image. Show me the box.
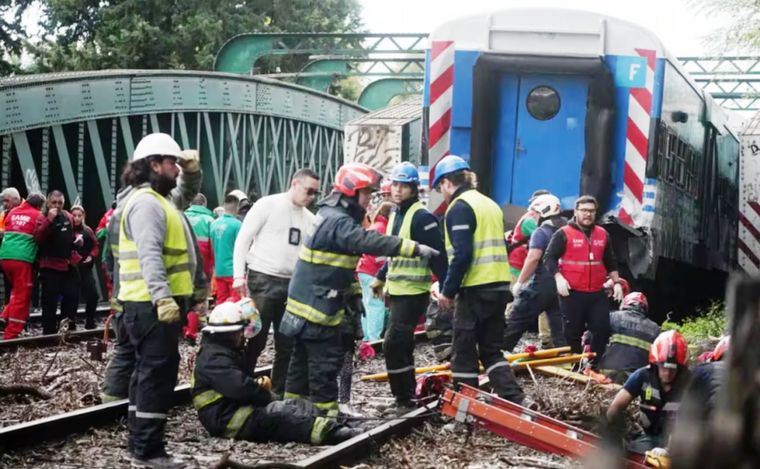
[380,399,418,417]
[322,425,362,445]
[339,402,363,418]
[130,453,185,469]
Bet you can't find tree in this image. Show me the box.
[27,0,363,72]
[691,0,760,52]
[0,0,32,76]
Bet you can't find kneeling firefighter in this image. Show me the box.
[607,330,692,454]
[598,292,660,384]
[192,300,360,445]
[280,162,439,415]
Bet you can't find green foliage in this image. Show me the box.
[661,301,728,347]
[690,0,760,52]
[330,76,363,102]
[23,0,363,72]
[0,0,33,76]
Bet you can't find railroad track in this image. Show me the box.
[0,332,613,468]
[0,365,271,451]
[0,328,113,352]
[0,330,436,467]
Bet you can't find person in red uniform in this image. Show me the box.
[96,203,116,298]
[506,189,549,279]
[543,195,624,366]
[0,193,45,338]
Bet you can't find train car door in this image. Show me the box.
[491,74,589,209]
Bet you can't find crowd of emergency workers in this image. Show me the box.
[0,133,730,468]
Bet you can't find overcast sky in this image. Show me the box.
[359,0,728,56]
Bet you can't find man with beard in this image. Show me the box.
[100,141,204,405]
[543,195,624,367]
[117,132,202,469]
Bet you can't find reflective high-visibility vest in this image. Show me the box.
[387,201,433,295]
[558,224,608,292]
[118,187,193,302]
[191,373,254,439]
[444,190,509,287]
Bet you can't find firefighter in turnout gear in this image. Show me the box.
[279,162,440,415]
[607,330,691,454]
[117,133,207,469]
[598,292,660,384]
[371,162,447,413]
[192,300,361,445]
[433,155,525,405]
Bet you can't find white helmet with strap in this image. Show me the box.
[203,298,262,338]
[530,194,561,218]
[132,133,184,162]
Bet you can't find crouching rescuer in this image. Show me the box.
[192,300,360,445]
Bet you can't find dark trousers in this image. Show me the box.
[123,301,181,459]
[452,288,524,404]
[338,298,362,404]
[245,270,293,396]
[285,329,344,411]
[40,267,80,335]
[238,399,320,443]
[77,264,100,328]
[503,275,566,352]
[101,309,136,401]
[559,290,610,365]
[384,293,429,403]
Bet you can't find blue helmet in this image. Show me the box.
[431,155,470,188]
[390,162,420,185]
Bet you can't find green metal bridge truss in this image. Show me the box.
[0,70,365,224]
[215,34,760,111]
[215,33,427,110]
[679,56,760,111]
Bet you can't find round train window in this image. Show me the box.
[526,86,560,120]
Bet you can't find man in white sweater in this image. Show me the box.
[232,169,320,395]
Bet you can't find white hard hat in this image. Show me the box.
[530,194,561,218]
[227,189,248,201]
[203,302,246,333]
[202,297,262,338]
[132,133,184,162]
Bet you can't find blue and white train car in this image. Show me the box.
[423,8,739,314]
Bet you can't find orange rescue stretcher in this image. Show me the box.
[439,383,663,468]
[360,346,573,382]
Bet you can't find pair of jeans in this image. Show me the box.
[357,272,388,341]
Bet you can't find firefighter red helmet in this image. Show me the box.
[622,292,648,312]
[649,330,688,368]
[711,335,730,362]
[333,163,383,197]
[379,180,392,194]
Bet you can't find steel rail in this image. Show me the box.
[0,328,113,351]
[0,365,273,450]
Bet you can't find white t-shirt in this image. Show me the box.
[232,192,316,279]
